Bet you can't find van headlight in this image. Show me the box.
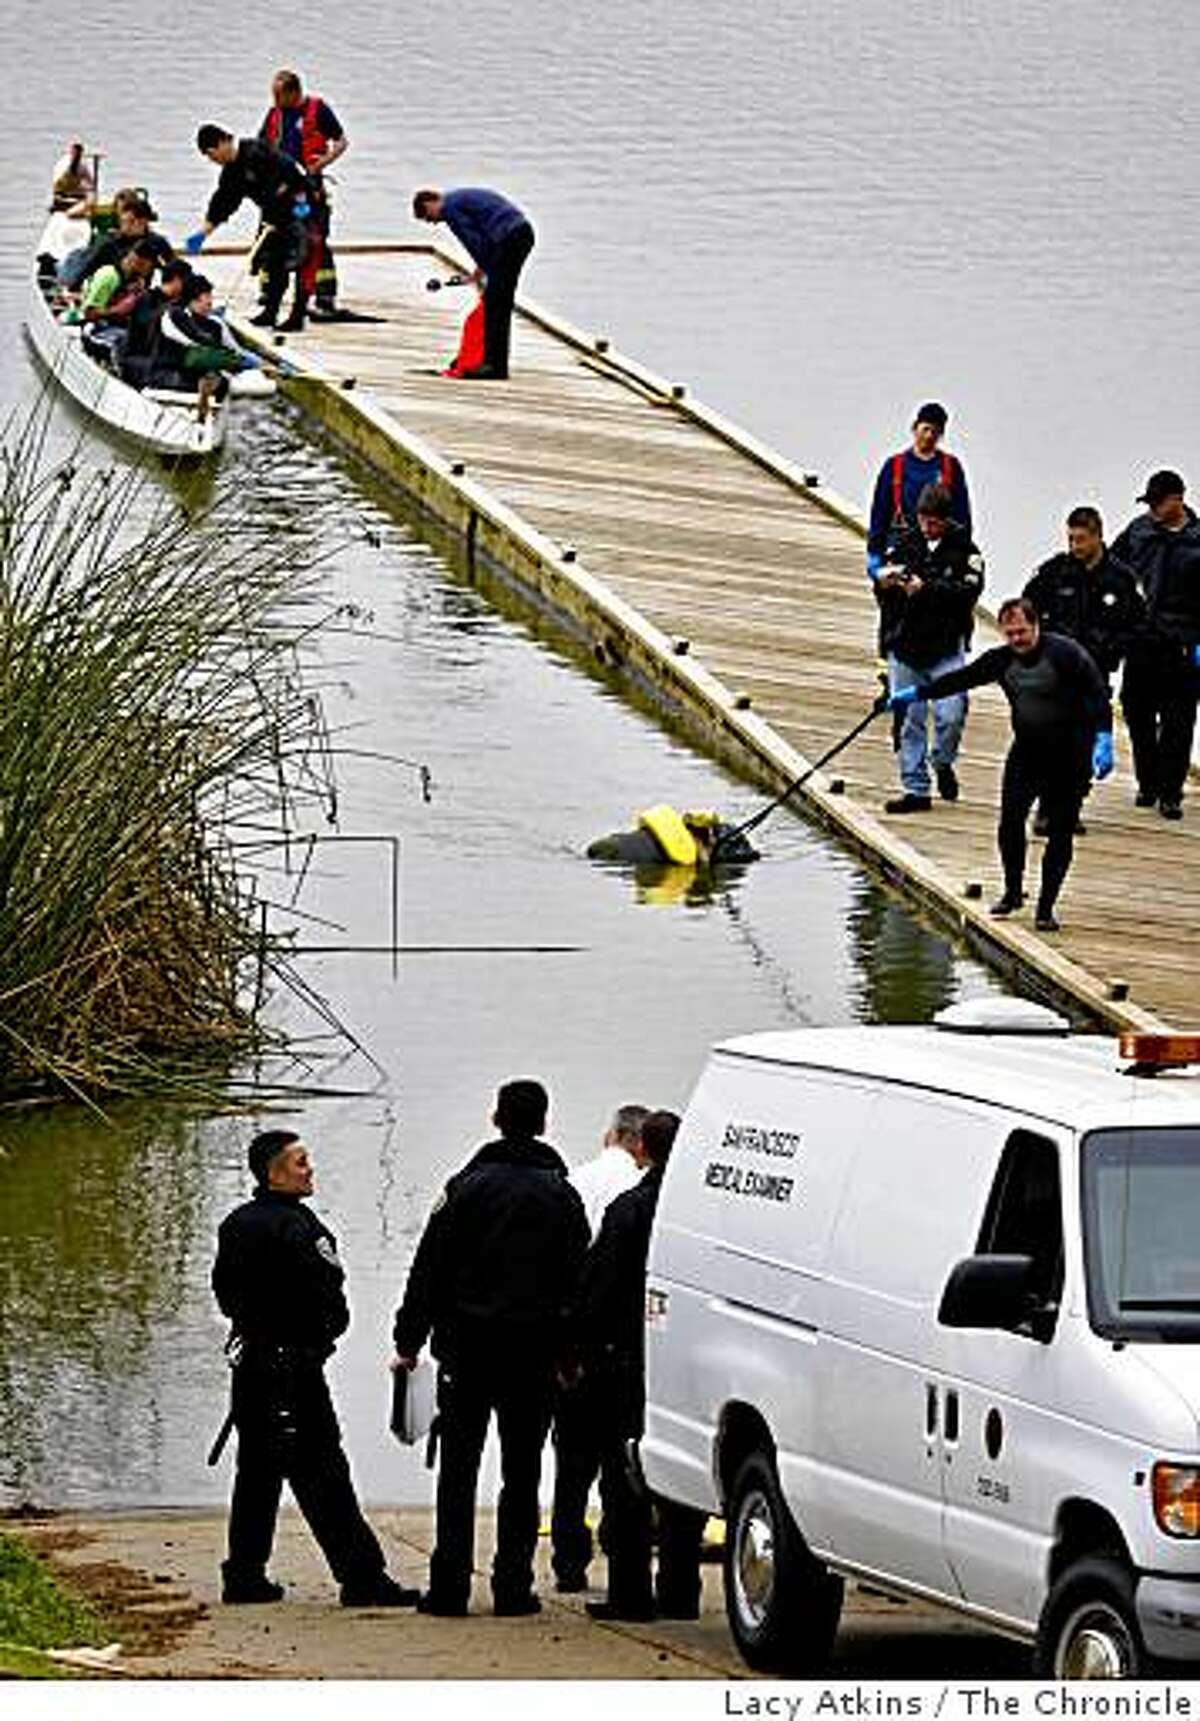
[1152,1463,1200,1537]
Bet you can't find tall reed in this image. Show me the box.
[0,412,341,1100]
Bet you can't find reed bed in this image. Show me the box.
[0,412,344,1100]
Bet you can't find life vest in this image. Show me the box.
[266,95,327,173]
[891,450,956,522]
[637,804,698,866]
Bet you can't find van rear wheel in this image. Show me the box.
[1033,1557,1147,1679]
[724,1450,843,1674]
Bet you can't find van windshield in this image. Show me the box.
[1082,1128,1200,1341]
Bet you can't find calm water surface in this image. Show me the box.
[2,0,1177,1505]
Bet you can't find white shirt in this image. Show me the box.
[570,1146,644,1237]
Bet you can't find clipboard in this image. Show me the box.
[390,1357,436,1446]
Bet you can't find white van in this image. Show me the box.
[641,998,1200,1679]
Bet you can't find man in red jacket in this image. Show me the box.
[260,69,349,321]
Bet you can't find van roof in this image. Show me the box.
[714,1025,1200,1134]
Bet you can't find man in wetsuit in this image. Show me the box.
[393,1080,590,1616]
[212,1129,418,1607]
[192,125,311,330]
[886,596,1112,932]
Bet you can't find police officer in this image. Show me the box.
[572,1110,707,1623]
[888,596,1113,932]
[212,1129,418,1607]
[1023,506,1144,834]
[1111,470,1200,820]
[393,1080,589,1617]
[1025,506,1144,682]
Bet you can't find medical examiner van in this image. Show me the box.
[641,999,1200,1679]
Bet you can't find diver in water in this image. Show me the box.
[586,805,759,866]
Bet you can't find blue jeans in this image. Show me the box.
[889,650,967,796]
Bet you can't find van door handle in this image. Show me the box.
[944,1387,960,1445]
[925,1383,938,1438]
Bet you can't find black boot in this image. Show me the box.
[277,294,308,334]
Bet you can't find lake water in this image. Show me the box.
[1,0,1181,1507]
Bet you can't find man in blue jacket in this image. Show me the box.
[413,186,535,379]
[866,401,973,577]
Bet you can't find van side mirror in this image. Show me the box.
[938,1253,1049,1338]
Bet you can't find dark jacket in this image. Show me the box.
[925,631,1111,749]
[212,1188,349,1360]
[1023,549,1145,677]
[123,286,169,360]
[83,228,174,281]
[570,1164,664,1434]
[440,188,531,274]
[206,138,310,230]
[393,1135,589,1363]
[1111,508,1200,650]
[876,519,986,668]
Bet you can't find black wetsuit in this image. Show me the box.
[586,823,758,864]
[925,633,1111,914]
[212,1188,388,1592]
[393,1136,589,1611]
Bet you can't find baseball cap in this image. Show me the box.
[913,402,949,431]
[1137,470,1186,507]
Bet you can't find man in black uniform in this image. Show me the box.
[1023,505,1144,833]
[876,482,985,813]
[572,1110,707,1623]
[392,1080,589,1616]
[1111,470,1200,820]
[212,1129,418,1607]
[888,596,1113,932]
[192,125,311,330]
[1025,507,1144,683]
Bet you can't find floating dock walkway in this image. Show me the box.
[210,241,1197,1033]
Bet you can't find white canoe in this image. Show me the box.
[25,268,228,460]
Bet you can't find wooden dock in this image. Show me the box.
[209,242,1198,1032]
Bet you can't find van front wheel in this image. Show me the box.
[1033,1557,1147,1679]
[724,1450,843,1674]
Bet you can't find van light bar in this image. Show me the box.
[1119,1033,1200,1071]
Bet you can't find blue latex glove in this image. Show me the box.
[1192,643,1200,668]
[1092,730,1115,780]
[875,683,921,714]
[294,198,311,219]
[866,550,884,580]
[184,230,206,255]
[237,352,262,371]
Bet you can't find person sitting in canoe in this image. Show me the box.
[587,805,759,866]
[68,239,157,364]
[59,191,173,291]
[120,258,193,389]
[159,274,264,391]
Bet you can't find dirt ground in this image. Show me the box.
[6,1507,1034,1681]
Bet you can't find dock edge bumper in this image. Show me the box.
[1137,1574,1200,1660]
